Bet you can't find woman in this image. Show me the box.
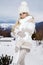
[11,1,35,65]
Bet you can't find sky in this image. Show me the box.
[0,0,43,22]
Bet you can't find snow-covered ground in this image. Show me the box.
[0,37,43,65]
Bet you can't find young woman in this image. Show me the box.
[11,1,35,65]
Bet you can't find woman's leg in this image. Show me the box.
[16,49,27,65]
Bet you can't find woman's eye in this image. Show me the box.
[20,14,22,15]
[23,12,25,14]
[20,12,26,15]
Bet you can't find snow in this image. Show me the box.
[25,43,43,65]
[0,38,19,64]
[0,38,43,65]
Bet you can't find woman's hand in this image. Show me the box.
[17,31,26,38]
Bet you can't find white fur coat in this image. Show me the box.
[11,16,35,49]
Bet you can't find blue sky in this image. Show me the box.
[0,0,43,21]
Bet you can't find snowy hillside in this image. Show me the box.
[0,38,43,65]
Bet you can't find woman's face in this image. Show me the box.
[20,12,28,19]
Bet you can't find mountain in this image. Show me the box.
[35,21,43,31]
[0,19,16,24]
[32,21,43,40]
[0,19,16,37]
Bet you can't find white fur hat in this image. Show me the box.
[18,1,30,14]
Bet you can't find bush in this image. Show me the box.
[0,54,13,65]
